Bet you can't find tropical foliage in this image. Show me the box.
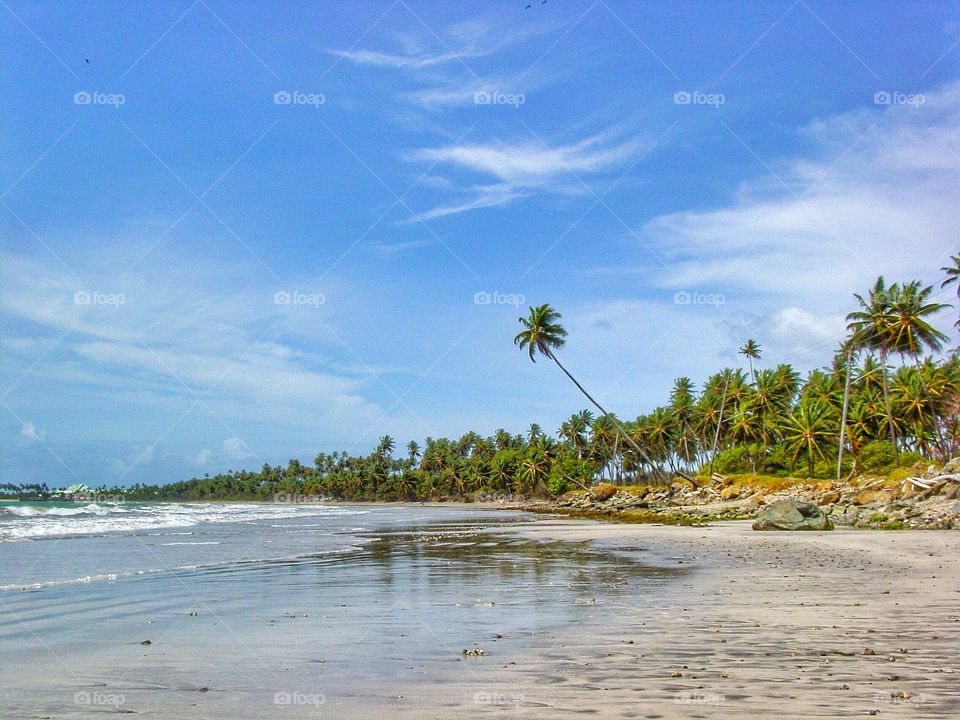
[8,272,957,503]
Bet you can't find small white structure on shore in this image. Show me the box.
[52,483,92,499]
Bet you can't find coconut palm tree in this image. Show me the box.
[375,435,395,458]
[847,277,899,453]
[406,440,420,466]
[836,339,856,479]
[887,280,951,456]
[739,339,762,385]
[514,304,660,476]
[941,253,960,326]
[780,401,834,477]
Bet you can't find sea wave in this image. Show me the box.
[2,503,122,518]
[0,502,367,542]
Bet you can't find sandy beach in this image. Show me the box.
[483,518,960,719]
[2,507,959,719]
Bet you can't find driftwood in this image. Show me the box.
[711,473,726,484]
[907,473,960,499]
[925,473,960,483]
[675,470,700,487]
[918,480,949,500]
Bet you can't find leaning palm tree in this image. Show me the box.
[514,304,660,477]
[739,339,762,385]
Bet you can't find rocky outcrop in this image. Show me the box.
[523,462,960,530]
[751,499,833,531]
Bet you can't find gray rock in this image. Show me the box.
[752,499,834,531]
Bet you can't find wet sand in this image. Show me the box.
[2,511,958,719]
[480,519,960,719]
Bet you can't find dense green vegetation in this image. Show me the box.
[3,267,958,503]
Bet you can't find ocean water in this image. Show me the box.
[0,501,680,719]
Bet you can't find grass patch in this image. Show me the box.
[723,474,808,492]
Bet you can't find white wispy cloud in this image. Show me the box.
[109,444,155,475]
[223,437,252,461]
[405,132,643,221]
[20,421,45,443]
[330,14,552,70]
[373,237,438,255]
[0,248,382,436]
[642,82,960,305]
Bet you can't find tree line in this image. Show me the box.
[5,260,959,503]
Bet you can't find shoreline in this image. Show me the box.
[517,469,960,530]
[2,508,959,718]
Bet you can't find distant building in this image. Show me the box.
[52,483,92,499]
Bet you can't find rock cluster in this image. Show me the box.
[527,462,960,530]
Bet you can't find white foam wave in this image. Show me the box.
[0,502,367,541]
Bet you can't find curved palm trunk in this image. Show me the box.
[708,375,732,477]
[546,349,662,479]
[912,355,947,460]
[879,348,899,456]
[837,350,853,480]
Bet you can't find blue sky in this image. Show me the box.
[1,0,958,488]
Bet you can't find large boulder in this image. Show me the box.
[752,499,834,531]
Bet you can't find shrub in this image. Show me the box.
[859,441,897,472]
[709,445,751,474]
[897,450,923,467]
[547,474,569,496]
